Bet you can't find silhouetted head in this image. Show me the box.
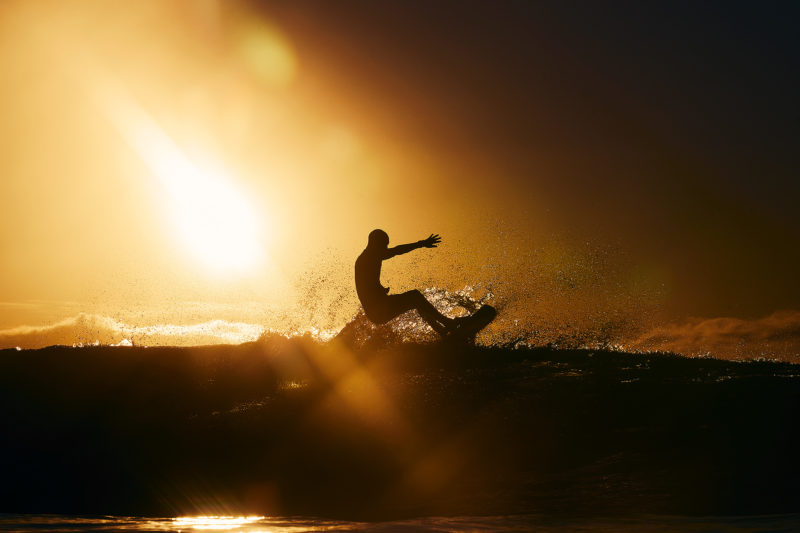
[367,229,389,250]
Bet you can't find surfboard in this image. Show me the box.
[448,305,496,341]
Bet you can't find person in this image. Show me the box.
[355,229,460,336]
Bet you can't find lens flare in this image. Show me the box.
[236,21,296,87]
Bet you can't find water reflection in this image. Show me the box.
[173,516,264,530]
[1,514,799,532]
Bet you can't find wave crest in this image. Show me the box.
[0,313,265,349]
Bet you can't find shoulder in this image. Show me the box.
[355,250,370,267]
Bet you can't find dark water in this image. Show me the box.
[1,338,798,525]
[1,513,799,532]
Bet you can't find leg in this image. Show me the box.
[384,290,455,336]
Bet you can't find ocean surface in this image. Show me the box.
[1,333,798,529]
[1,513,800,532]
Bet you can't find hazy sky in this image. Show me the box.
[253,0,800,317]
[1,1,798,349]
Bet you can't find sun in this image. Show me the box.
[164,157,261,273]
[101,89,263,273]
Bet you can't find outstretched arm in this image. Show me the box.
[384,234,441,259]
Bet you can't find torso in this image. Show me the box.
[355,249,387,309]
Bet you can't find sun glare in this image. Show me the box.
[100,86,263,273]
[168,160,261,273]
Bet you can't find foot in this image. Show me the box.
[444,316,469,336]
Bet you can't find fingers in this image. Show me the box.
[425,233,441,247]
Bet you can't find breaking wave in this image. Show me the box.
[627,310,800,362]
[0,313,266,349]
[2,287,799,363]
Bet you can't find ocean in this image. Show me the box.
[1,335,798,530]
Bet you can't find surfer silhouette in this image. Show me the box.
[355,229,459,336]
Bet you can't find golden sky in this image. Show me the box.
[0,1,521,336]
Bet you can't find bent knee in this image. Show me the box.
[408,289,425,302]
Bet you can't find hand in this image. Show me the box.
[421,233,441,248]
